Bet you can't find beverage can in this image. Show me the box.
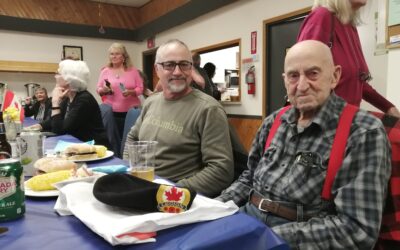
[0,158,25,221]
[18,129,43,176]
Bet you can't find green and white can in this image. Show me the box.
[18,129,43,176]
[0,158,25,221]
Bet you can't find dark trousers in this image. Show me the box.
[113,112,127,149]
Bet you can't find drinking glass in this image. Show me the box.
[127,141,157,181]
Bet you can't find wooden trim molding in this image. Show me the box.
[227,114,263,120]
[192,39,241,54]
[0,60,58,74]
[228,116,263,152]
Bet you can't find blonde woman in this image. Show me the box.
[97,43,144,137]
[297,0,400,117]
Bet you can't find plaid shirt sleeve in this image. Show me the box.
[273,120,392,249]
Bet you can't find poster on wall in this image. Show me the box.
[388,0,400,26]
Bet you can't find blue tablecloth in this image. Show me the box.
[22,117,38,127]
[1,197,288,250]
[2,120,290,250]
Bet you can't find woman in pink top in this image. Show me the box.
[97,43,144,136]
[297,0,400,117]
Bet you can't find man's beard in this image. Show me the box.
[168,80,187,93]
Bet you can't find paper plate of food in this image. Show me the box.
[24,157,101,197]
[24,184,60,197]
[63,144,114,162]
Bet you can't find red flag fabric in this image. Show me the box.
[1,90,24,122]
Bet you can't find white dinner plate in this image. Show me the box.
[45,150,115,163]
[24,181,59,197]
[72,150,114,163]
[24,172,103,197]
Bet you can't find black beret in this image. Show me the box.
[93,173,196,213]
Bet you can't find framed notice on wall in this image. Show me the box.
[63,45,83,60]
[386,0,400,48]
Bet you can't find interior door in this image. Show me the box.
[265,14,307,116]
[142,48,158,91]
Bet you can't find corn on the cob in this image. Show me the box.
[26,170,71,191]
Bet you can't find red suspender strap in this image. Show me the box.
[264,105,291,153]
[321,104,358,200]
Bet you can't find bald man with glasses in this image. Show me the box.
[123,39,233,197]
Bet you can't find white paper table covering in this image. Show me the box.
[54,178,238,246]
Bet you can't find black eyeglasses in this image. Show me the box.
[157,61,192,72]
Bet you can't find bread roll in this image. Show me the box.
[67,153,98,161]
[64,144,97,154]
[64,144,98,161]
[34,157,77,174]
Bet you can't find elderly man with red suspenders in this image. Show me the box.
[217,40,391,249]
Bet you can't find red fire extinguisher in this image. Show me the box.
[246,66,255,95]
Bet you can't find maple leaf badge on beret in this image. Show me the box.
[156,185,193,213]
[93,173,196,213]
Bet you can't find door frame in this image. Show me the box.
[142,47,158,91]
[193,38,241,102]
[262,7,310,118]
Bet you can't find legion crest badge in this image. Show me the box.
[156,185,192,213]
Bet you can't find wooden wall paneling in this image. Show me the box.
[0,0,238,41]
[139,0,188,25]
[0,0,189,30]
[228,117,263,152]
[100,3,140,29]
[0,0,140,30]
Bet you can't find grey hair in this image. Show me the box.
[58,59,89,92]
[35,87,48,96]
[313,0,363,25]
[155,39,192,63]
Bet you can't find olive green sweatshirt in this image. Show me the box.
[124,89,233,197]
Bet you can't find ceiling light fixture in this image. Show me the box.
[98,3,106,34]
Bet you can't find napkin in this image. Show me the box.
[91,165,128,174]
[54,177,238,246]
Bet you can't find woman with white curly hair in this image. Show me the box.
[38,60,109,147]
